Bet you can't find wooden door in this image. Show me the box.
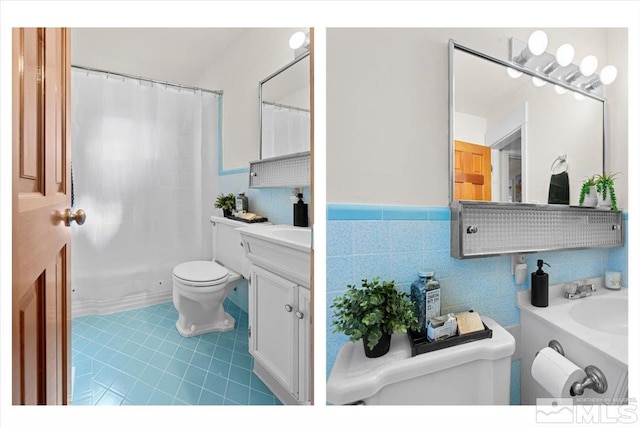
[12,28,72,405]
[454,139,492,201]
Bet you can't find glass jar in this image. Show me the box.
[410,270,441,335]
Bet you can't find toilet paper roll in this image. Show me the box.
[531,347,585,397]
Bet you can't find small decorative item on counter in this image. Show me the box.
[293,193,308,227]
[531,259,550,307]
[578,175,598,207]
[410,270,441,336]
[235,192,248,213]
[594,171,621,211]
[455,311,484,335]
[427,313,457,342]
[331,277,418,358]
[214,193,235,217]
[605,270,622,290]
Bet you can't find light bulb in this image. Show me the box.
[600,65,618,85]
[554,85,568,94]
[555,44,575,67]
[579,55,598,77]
[507,67,522,79]
[532,76,547,87]
[289,32,307,50]
[574,92,585,101]
[528,30,548,56]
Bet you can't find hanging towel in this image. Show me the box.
[548,171,569,204]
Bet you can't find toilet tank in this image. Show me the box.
[210,216,249,277]
[326,316,515,405]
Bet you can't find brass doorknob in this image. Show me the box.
[63,208,86,226]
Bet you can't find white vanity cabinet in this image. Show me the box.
[239,225,311,405]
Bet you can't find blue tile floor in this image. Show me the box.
[71,299,281,405]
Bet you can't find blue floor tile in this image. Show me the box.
[71,300,279,405]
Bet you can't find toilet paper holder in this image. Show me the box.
[539,339,608,396]
[570,365,608,396]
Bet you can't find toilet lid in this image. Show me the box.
[173,261,229,285]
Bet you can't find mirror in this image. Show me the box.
[260,52,311,159]
[450,41,605,205]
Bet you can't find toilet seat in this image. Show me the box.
[173,261,229,287]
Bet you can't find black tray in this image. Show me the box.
[407,321,493,357]
[226,215,269,224]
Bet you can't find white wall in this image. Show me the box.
[455,112,486,145]
[327,28,628,208]
[195,28,306,171]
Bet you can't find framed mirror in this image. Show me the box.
[449,40,605,205]
[259,52,311,159]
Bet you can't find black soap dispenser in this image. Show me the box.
[531,259,550,307]
[293,193,308,227]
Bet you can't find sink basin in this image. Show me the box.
[569,297,628,336]
[239,224,311,287]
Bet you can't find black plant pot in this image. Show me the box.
[223,209,232,218]
[363,332,391,358]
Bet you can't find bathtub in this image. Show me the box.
[518,278,628,405]
[71,263,175,318]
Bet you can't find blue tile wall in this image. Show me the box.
[219,170,310,312]
[326,203,629,405]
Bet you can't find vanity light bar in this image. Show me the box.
[509,35,616,95]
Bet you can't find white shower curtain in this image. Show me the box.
[71,70,219,315]
[261,103,310,158]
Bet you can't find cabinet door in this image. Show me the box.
[297,286,311,404]
[249,265,298,396]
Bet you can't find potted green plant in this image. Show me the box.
[215,193,236,217]
[578,175,597,207]
[594,172,621,211]
[331,277,418,358]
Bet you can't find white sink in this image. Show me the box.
[239,224,311,252]
[569,297,628,336]
[239,225,311,288]
[517,283,628,366]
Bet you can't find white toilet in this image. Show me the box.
[172,216,249,337]
[327,316,515,405]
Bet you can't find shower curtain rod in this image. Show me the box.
[71,65,223,96]
[262,100,310,113]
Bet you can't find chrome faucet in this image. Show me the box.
[564,281,596,299]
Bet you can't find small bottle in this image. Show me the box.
[410,270,441,335]
[293,193,308,227]
[235,193,248,213]
[531,259,550,307]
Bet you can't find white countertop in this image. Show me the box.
[238,224,311,253]
[517,280,628,366]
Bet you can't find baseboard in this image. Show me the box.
[72,289,173,318]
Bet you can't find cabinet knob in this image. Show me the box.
[285,304,293,312]
[295,311,304,319]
